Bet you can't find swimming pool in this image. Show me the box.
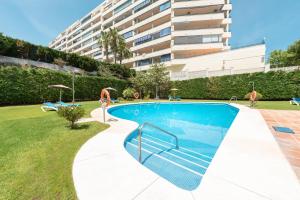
[108,103,239,190]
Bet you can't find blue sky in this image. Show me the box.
[0,0,299,55]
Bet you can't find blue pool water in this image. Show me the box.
[108,103,239,190]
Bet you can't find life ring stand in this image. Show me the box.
[133,92,139,99]
[250,90,257,101]
[100,89,111,107]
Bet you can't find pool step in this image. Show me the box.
[140,137,211,166]
[125,142,202,190]
[142,133,213,162]
[130,138,208,174]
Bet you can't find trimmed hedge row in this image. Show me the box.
[173,71,300,100]
[0,66,128,105]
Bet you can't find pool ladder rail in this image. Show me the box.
[138,122,179,163]
[229,96,238,103]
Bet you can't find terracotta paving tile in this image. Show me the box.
[260,109,300,181]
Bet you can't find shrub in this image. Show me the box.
[0,66,128,105]
[57,106,85,129]
[122,88,136,100]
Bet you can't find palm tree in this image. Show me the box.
[99,31,110,61]
[117,37,132,64]
[109,28,122,64]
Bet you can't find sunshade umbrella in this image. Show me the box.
[48,84,71,102]
[105,87,117,91]
[170,88,179,96]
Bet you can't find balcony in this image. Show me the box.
[134,27,171,46]
[132,35,171,51]
[134,60,171,71]
[173,42,224,51]
[136,53,171,66]
[173,0,225,9]
[172,13,224,23]
[222,3,232,11]
[173,28,224,37]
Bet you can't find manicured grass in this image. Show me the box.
[0,104,109,199]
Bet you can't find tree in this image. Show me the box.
[16,40,29,59]
[130,71,151,98]
[117,37,132,64]
[122,87,136,100]
[269,50,293,68]
[109,28,122,64]
[287,40,300,66]
[99,31,110,61]
[148,64,171,99]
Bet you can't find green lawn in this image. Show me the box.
[0,104,109,200]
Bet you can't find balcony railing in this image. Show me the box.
[174,34,222,45]
[135,27,171,46]
[136,53,171,67]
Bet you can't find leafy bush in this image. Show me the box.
[0,66,128,105]
[57,106,85,129]
[122,88,136,100]
[173,71,300,100]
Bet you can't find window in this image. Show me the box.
[161,54,171,62]
[160,1,171,12]
[160,27,171,37]
[134,0,151,13]
[123,31,133,39]
[114,0,132,14]
[202,35,221,43]
[135,34,152,45]
[137,59,152,66]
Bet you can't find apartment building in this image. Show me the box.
[49,0,266,79]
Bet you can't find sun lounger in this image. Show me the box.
[57,101,81,107]
[41,102,59,112]
[290,97,300,106]
[169,95,181,101]
[111,98,120,103]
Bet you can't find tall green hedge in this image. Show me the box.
[173,71,300,100]
[0,66,128,105]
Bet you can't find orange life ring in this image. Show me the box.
[250,90,257,101]
[133,92,139,99]
[100,89,111,107]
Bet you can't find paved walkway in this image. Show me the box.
[260,109,300,181]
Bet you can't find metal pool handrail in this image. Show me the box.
[138,122,179,162]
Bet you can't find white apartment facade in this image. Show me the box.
[49,0,266,79]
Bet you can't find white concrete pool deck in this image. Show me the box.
[73,103,300,200]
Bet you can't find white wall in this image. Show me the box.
[171,44,266,73]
